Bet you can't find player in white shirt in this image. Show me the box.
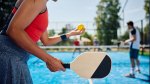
[124,21,141,78]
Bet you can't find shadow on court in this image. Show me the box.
[137,73,150,83]
[127,73,150,83]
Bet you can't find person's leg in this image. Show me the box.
[135,59,140,73]
[125,49,135,78]
[78,48,81,53]
[135,59,140,68]
[125,58,136,78]
[134,49,140,73]
[72,48,77,58]
[130,58,135,75]
[135,59,140,66]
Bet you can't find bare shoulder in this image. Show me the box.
[15,0,47,12]
[7,0,48,30]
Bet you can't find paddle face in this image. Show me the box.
[63,52,111,79]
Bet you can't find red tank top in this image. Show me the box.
[12,7,48,43]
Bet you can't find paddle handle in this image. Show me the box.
[62,63,70,68]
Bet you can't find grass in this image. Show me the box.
[139,51,150,56]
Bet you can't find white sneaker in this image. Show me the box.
[125,73,135,78]
[135,69,141,73]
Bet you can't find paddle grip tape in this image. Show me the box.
[60,34,68,41]
[62,63,70,68]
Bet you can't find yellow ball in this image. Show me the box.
[77,24,85,30]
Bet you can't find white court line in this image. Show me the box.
[40,45,130,49]
[40,45,149,49]
[88,79,93,84]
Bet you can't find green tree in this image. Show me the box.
[48,29,55,37]
[144,24,149,44]
[57,27,71,46]
[81,32,93,42]
[58,27,67,35]
[144,0,150,44]
[119,30,129,41]
[0,0,16,31]
[144,0,150,19]
[95,0,120,45]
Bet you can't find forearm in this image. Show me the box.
[43,33,72,46]
[41,28,84,46]
[7,30,52,62]
[125,38,135,43]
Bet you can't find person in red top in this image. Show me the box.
[0,0,85,84]
[72,38,81,57]
[73,39,80,46]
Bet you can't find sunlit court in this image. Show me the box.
[0,0,150,84]
[28,51,149,84]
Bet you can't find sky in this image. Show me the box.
[46,0,146,35]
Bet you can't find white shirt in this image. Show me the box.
[129,27,140,50]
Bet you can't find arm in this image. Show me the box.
[40,31,70,46]
[6,0,65,71]
[125,35,136,43]
[125,29,136,44]
[40,29,85,46]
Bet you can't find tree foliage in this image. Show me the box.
[81,32,93,42]
[144,0,150,44]
[95,0,121,45]
[144,24,150,44]
[119,30,129,41]
[48,29,55,37]
[57,27,72,46]
[144,0,150,19]
[0,0,16,31]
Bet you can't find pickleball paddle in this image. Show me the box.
[63,52,111,79]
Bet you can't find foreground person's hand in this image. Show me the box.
[46,56,65,72]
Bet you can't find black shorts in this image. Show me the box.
[130,49,139,59]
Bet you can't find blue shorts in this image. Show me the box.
[130,49,139,59]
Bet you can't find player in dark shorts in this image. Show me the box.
[124,21,141,78]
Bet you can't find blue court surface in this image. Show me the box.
[28,52,150,84]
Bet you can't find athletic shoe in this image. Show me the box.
[124,73,135,78]
[135,69,141,73]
